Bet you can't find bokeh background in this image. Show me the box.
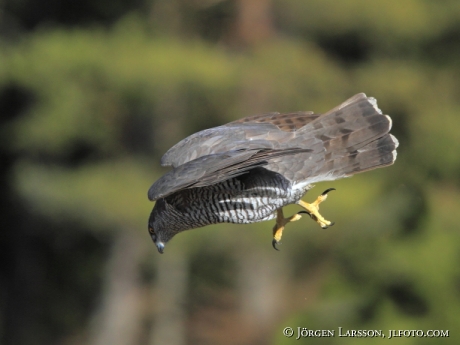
[1,1,460,344]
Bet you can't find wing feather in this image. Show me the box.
[160,112,320,168]
[151,93,398,200]
[149,148,312,201]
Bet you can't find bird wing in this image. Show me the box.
[148,148,312,201]
[160,112,320,168]
[152,93,398,199]
[160,94,375,168]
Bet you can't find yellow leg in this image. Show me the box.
[272,208,303,250]
[298,188,335,229]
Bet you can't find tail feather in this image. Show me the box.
[259,94,398,184]
[313,133,399,181]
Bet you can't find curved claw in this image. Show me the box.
[298,210,312,218]
[321,188,336,196]
[272,239,281,251]
[321,221,335,229]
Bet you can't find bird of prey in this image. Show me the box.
[147,93,398,253]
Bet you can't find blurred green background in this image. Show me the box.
[1,0,460,344]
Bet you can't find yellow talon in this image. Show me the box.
[272,188,335,250]
[272,208,303,250]
[298,188,335,229]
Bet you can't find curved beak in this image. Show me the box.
[150,233,165,254]
[156,241,165,254]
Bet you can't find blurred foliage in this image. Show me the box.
[1,0,460,344]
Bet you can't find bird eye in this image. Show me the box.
[149,227,157,241]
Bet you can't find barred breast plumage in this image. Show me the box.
[152,167,306,233]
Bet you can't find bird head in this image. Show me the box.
[148,225,165,254]
[148,198,179,254]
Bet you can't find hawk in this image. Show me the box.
[147,93,398,253]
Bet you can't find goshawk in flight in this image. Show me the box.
[147,93,398,253]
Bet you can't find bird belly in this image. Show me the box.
[214,195,283,224]
[166,173,307,228]
[207,184,306,225]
